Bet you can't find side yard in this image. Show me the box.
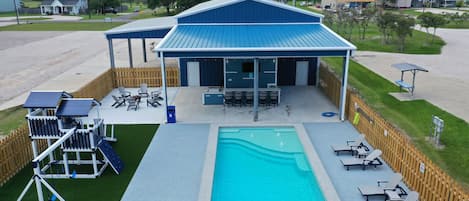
[322,57,469,188]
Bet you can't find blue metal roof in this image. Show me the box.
[156,24,355,53]
[56,99,96,117]
[23,91,70,108]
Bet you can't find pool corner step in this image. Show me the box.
[294,154,311,172]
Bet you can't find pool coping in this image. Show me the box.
[198,123,341,201]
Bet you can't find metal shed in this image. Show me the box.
[104,0,356,121]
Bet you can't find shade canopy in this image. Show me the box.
[392,63,429,72]
[23,91,71,108]
[155,24,355,57]
[56,99,98,117]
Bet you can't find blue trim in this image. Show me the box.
[179,58,188,86]
[178,0,320,23]
[106,29,171,39]
[180,58,224,86]
[162,50,347,58]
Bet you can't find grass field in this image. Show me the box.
[323,58,469,188]
[0,22,126,31]
[0,106,27,136]
[0,124,158,201]
[442,21,469,28]
[329,24,446,54]
[21,17,51,21]
[80,14,119,20]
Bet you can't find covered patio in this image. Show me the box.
[86,86,338,124]
[155,23,356,122]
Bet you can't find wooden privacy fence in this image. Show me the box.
[0,125,47,186]
[319,64,469,201]
[113,67,179,88]
[73,69,114,100]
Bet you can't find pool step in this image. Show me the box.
[294,154,311,172]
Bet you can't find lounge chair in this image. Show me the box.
[138,83,149,98]
[358,173,407,201]
[331,134,368,155]
[341,149,383,170]
[118,87,131,98]
[386,191,418,201]
[111,95,126,108]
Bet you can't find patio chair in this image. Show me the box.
[138,83,149,98]
[331,134,368,155]
[147,96,162,107]
[341,149,383,170]
[234,91,243,107]
[126,97,139,111]
[269,91,278,106]
[118,87,131,98]
[358,173,407,201]
[224,91,233,106]
[386,191,418,201]
[151,89,163,100]
[111,95,126,108]
[245,91,253,106]
[259,91,268,106]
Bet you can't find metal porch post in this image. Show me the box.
[108,39,115,68]
[142,39,147,63]
[128,38,133,68]
[253,58,259,121]
[316,57,321,87]
[339,51,350,121]
[160,52,169,122]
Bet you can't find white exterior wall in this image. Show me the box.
[396,0,412,7]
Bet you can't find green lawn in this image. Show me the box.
[0,124,158,201]
[0,22,126,31]
[323,58,469,188]
[79,14,119,20]
[442,21,469,28]
[0,106,27,136]
[329,24,446,54]
[131,7,176,20]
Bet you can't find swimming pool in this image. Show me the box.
[211,127,325,201]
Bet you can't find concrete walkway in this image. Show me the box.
[121,124,210,201]
[353,28,469,123]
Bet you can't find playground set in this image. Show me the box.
[17,91,124,201]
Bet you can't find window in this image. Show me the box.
[242,62,254,73]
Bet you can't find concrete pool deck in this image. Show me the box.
[121,124,210,201]
[122,122,409,201]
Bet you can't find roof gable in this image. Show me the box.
[177,0,322,24]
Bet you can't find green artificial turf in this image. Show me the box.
[323,58,469,188]
[0,22,126,31]
[0,106,27,136]
[0,124,158,201]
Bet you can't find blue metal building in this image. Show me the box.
[104,0,356,121]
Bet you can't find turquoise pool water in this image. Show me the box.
[211,127,325,201]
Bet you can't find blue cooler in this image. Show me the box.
[167,106,176,123]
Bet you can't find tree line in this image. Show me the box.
[87,0,208,15]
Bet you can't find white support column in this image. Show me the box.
[339,51,351,121]
[128,39,133,68]
[47,139,54,162]
[253,58,259,121]
[108,39,115,68]
[31,140,39,158]
[62,152,70,177]
[33,166,45,201]
[160,52,169,122]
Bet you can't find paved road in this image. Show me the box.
[0,31,166,110]
[353,28,469,122]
